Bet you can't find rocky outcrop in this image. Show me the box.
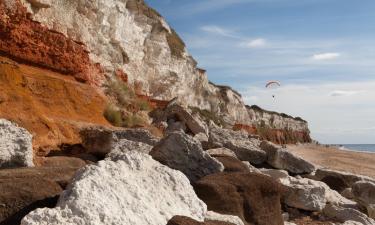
[194,172,284,225]
[107,138,153,160]
[22,152,207,225]
[0,56,109,155]
[0,119,34,168]
[150,132,224,182]
[260,141,316,174]
[208,123,266,165]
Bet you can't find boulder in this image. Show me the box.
[342,188,355,200]
[167,216,234,225]
[0,177,62,225]
[260,141,315,174]
[206,147,237,158]
[323,204,375,225]
[151,104,208,135]
[342,221,365,225]
[312,168,375,192]
[21,152,207,225]
[114,128,160,146]
[0,165,83,224]
[352,181,375,218]
[241,161,261,173]
[0,119,34,168]
[150,132,223,182]
[106,139,153,160]
[38,156,86,168]
[205,211,244,225]
[281,176,327,211]
[208,123,266,165]
[260,168,289,180]
[194,172,284,225]
[80,126,159,156]
[213,155,249,173]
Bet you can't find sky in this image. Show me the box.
[146,0,375,144]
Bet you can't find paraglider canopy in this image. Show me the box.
[265,80,281,88]
[265,81,281,99]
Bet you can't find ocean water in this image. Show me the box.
[336,144,375,153]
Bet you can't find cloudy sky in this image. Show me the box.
[146,0,375,144]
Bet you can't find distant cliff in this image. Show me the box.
[4,0,310,144]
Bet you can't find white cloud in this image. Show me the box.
[329,90,360,97]
[200,25,237,38]
[312,52,341,60]
[243,38,267,48]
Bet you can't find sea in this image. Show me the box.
[334,144,375,153]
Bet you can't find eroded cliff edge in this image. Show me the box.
[2,0,311,145]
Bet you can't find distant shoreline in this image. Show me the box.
[287,143,375,178]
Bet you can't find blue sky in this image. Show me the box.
[146,0,375,144]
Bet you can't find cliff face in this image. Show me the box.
[6,0,310,144]
[0,56,109,155]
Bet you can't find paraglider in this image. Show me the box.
[265,81,281,98]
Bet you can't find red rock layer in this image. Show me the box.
[233,123,312,144]
[0,0,104,86]
[0,56,110,155]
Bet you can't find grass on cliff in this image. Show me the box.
[103,78,152,128]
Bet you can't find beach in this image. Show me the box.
[288,144,375,178]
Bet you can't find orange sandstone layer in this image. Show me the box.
[0,0,104,86]
[0,56,110,156]
[233,124,311,144]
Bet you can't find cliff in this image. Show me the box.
[3,0,310,145]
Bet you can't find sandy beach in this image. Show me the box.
[287,144,375,178]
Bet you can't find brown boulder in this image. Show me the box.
[194,172,284,225]
[0,177,62,225]
[213,155,249,173]
[0,164,83,224]
[167,216,235,225]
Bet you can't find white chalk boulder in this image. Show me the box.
[0,119,34,168]
[21,152,207,225]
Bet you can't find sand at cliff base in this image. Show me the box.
[287,144,375,178]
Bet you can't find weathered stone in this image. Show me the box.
[213,155,250,173]
[167,215,234,225]
[342,188,355,200]
[114,128,160,146]
[206,147,237,158]
[242,161,261,173]
[205,211,244,225]
[22,152,207,225]
[150,132,223,182]
[0,177,62,224]
[38,156,86,168]
[151,104,208,135]
[208,123,266,165]
[194,172,284,225]
[312,168,375,192]
[281,176,327,211]
[80,126,159,156]
[260,168,289,180]
[323,204,375,225]
[352,181,375,218]
[260,141,315,174]
[0,119,34,168]
[106,139,153,160]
